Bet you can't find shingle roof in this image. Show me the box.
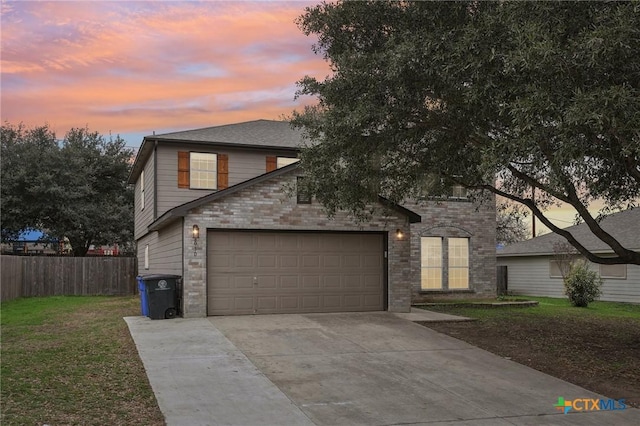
[497,208,640,256]
[151,119,305,148]
[128,119,306,184]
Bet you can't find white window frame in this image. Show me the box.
[144,244,149,270]
[190,152,217,189]
[140,170,145,210]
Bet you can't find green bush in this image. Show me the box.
[563,262,603,307]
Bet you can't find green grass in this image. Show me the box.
[419,296,640,320]
[1,296,165,426]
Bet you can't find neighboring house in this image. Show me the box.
[497,208,640,303]
[0,230,71,256]
[128,119,496,317]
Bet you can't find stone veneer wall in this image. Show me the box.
[404,195,496,302]
[181,170,411,318]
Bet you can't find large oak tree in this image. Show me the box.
[292,0,640,265]
[1,123,134,256]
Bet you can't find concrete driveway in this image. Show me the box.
[126,311,640,425]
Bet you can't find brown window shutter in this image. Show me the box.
[217,154,229,190]
[178,151,190,188]
[266,155,277,172]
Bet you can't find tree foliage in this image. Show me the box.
[496,203,530,246]
[292,0,640,264]
[1,122,134,256]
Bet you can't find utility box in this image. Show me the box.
[138,274,181,320]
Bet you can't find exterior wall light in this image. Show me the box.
[396,229,404,240]
[192,224,200,255]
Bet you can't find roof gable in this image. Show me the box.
[148,163,420,232]
[128,120,306,184]
[497,208,640,256]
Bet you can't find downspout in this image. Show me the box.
[153,140,158,220]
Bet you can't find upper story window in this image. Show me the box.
[178,151,228,190]
[418,175,469,201]
[140,170,145,210]
[266,155,299,172]
[190,153,217,189]
[277,157,300,168]
[449,184,468,200]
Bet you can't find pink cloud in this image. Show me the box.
[1,1,328,145]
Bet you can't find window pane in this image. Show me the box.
[190,153,217,189]
[599,264,626,279]
[421,237,442,290]
[448,238,469,289]
[277,157,300,168]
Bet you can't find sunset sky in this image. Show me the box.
[1,0,605,232]
[1,0,327,147]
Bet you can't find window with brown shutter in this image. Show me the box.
[178,151,190,188]
[217,154,229,189]
[266,156,277,173]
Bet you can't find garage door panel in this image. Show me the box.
[302,255,320,267]
[280,276,300,289]
[281,296,299,309]
[344,295,362,308]
[342,255,361,268]
[231,276,254,289]
[209,296,254,314]
[323,255,341,268]
[279,234,299,250]
[257,296,277,310]
[280,255,299,268]
[257,276,276,289]
[323,295,341,308]
[207,231,385,315]
[257,255,277,268]
[323,275,341,288]
[364,274,383,288]
[363,254,382,268]
[302,295,321,309]
[301,236,320,251]
[364,294,383,308]
[302,275,320,288]
[343,275,363,289]
[235,255,254,268]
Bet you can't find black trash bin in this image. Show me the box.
[139,274,181,320]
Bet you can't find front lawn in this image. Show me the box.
[1,296,165,425]
[417,297,640,407]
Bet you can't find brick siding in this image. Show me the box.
[181,170,412,317]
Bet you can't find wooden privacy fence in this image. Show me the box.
[1,256,137,302]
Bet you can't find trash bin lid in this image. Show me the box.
[139,274,182,280]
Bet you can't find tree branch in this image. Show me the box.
[475,184,640,265]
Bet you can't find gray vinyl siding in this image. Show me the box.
[134,154,155,240]
[155,143,296,218]
[136,219,184,277]
[497,255,640,303]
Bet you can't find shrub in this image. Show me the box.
[563,262,603,307]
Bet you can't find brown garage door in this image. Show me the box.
[207,231,385,315]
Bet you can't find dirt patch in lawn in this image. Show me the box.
[418,314,640,408]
